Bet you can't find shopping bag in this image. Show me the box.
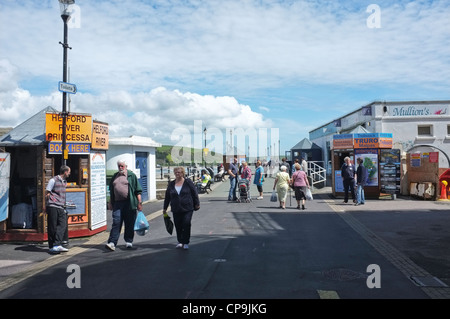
[305,188,313,200]
[134,211,149,236]
[270,190,278,202]
[163,213,174,235]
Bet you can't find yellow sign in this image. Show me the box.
[45,113,92,143]
[91,121,109,150]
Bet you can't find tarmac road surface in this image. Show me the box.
[0,177,449,305]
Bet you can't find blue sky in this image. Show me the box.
[1,0,449,159]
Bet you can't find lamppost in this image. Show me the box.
[203,127,207,168]
[59,0,75,165]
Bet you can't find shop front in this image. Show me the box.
[331,133,400,199]
[0,106,109,242]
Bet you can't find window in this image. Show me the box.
[417,125,432,136]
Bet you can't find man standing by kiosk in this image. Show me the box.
[46,165,71,254]
[341,156,356,203]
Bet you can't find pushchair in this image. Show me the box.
[237,178,251,203]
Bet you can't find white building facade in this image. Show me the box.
[310,100,450,174]
[106,135,161,202]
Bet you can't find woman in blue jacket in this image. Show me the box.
[163,167,200,250]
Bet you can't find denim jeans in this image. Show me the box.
[108,200,137,245]
[228,176,237,200]
[356,184,365,204]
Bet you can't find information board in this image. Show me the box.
[90,152,107,230]
[380,149,401,194]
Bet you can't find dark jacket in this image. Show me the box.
[164,178,200,213]
[356,164,368,186]
[109,169,142,210]
[341,163,356,180]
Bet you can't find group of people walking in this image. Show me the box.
[273,163,310,210]
[44,155,367,254]
[227,156,311,210]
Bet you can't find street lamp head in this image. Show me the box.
[59,0,75,19]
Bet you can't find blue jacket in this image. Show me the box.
[356,165,369,186]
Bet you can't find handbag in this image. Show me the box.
[270,190,278,202]
[134,211,150,236]
[163,213,174,235]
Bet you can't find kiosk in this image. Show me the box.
[0,107,109,242]
[331,133,400,199]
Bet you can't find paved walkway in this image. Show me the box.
[1,176,449,300]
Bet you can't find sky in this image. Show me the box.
[1,0,449,159]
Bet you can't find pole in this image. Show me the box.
[60,14,71,165]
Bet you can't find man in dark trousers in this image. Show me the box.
[46,165,71,254]
[227,157,239,201]
[105,159,143,251]
[355,157,368,205]
[341,156,356,203]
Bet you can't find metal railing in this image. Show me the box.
[307,161,327,190]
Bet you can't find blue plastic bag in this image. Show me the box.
[134,211,149,236]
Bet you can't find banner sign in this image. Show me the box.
[48,142,90,154]
[45,112,92,143]
[333,133,393,150]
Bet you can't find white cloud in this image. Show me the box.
[1,1,450,152]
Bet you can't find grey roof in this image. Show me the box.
[346,125,370,134]
[0,106,58,146]
[291,138,321,150]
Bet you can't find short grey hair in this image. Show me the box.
[280,165,287,171]
[117,159,127,166]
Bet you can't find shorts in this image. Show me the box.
[256,185,263,193]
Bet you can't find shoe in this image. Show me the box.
[302,205,305,210]
[176,243,183,249]
[126,242,133,249]
[52,245,68,252]
[257,196,263,200]
[343,200,348,203]
[297,205,300,209]
[48,247,61,254]
[105,242,115,251]
[361,202,365,205]
[355,203,360,206]
[183,244,189,250]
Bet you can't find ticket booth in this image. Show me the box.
[331,133,399,199]
[0,106,109,242]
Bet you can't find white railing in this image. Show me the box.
[307,161,327,190]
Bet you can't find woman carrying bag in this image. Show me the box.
[291,163,310,210]
[163,167,200,250]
